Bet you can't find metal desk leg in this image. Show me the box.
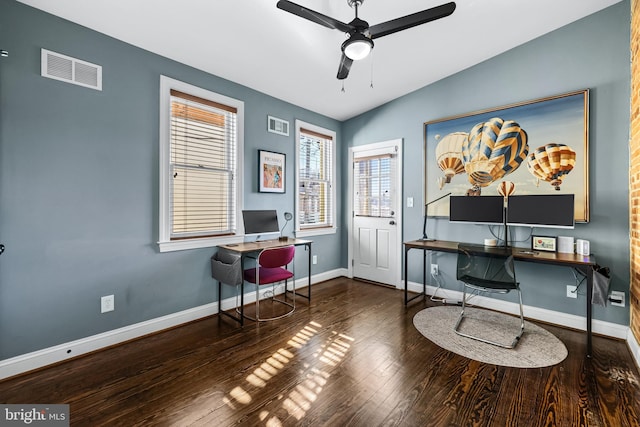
[286,242,312,301]
[572,264,593,357]
[423,249,427,299]
[404,246,409,305]
[585,265,593,358]
[308,243,312,301]
[404,246,427,305]
[239,254,245,325]
[217,280,244,326]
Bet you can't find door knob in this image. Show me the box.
[389,220,396,225]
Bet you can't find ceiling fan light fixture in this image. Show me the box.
[342,33,373,60]
[278,0,456,79]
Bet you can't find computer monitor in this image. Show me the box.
[449,196,504,225]
[242,210,280,235]
[507,194,575,229]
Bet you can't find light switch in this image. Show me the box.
[407,197,414,208]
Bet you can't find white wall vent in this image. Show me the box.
[41,49,102,91]
[268,116,289,136]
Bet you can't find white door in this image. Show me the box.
[351,141,401,286]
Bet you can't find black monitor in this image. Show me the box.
[449,196,504,225]
[242,210,280,235]
[507,194,575,229]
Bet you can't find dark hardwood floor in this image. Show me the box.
[1,277,639,426]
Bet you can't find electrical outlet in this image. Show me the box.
[610,290,625,307]
[101,295,114,313]
[566,285,577,298]
[431,264,438,276]
[312,255,318,265]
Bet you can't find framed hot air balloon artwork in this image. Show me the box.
[424,89,589,222]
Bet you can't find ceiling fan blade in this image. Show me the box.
[369,2,456,39]
[337,54,353,80]
[277,0,353,33]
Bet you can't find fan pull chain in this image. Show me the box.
[370,50,374,88]
[341,81,345,93]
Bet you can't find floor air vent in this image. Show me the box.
[41,49,102,91]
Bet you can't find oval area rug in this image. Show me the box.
[413,306,568,368]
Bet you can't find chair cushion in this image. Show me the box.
[244,267,294,285]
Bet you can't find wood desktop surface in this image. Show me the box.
[403,239,596,267]
[219,238,312,254]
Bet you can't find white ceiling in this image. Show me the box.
[18,0,621,121]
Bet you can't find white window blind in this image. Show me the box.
[354,154,393,218]
[169,90,237,239]
[299,128,334,229]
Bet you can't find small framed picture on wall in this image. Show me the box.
[532,235,557,252]
[259,150,285,193]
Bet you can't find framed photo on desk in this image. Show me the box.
[532,235,557,252]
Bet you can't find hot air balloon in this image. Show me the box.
[435,132,466,185]
[525,143,576,190]
[497,181,516,198]
[461,118,528,193]
[497,180,515,209]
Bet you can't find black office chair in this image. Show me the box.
[454,244,524,349]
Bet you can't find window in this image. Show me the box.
[295,120,336,237]
[159,76,244,252]
[354,154,393,218]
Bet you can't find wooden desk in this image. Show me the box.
[218,238,312,325]
[403,239,597,356]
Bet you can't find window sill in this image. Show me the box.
[158,236,243,253]
[296,227,336,238]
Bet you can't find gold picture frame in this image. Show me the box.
[424,89,589,222]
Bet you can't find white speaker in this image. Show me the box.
[484,238,498,247]
[557,236,574,254]
[576,239,590,255]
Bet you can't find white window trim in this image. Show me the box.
[295,120,337,238]
[158,75,245,252]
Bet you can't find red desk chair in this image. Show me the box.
[243,245,296,321]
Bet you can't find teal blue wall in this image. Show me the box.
[342,1,631,325]
[0,0,342,359]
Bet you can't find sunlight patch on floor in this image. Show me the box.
[222,320,353,424]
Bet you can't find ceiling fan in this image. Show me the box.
[276,0,456,80]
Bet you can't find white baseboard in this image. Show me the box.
[0,269,345,381]
[407,281,629,339]
[0,301,220,381]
